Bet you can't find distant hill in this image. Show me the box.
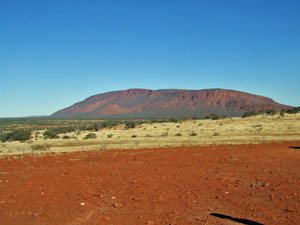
[51,89,292,119]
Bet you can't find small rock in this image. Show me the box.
[251,181,269,188]
[79,202,85,206]
[147,221,154,225]
[0,172,9,175]
[285,208,295,213]
[195,216,202,221]
[113,203,122,208]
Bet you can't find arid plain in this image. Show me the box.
[0,113,299,225]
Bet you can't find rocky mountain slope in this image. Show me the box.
[51,89,292,118]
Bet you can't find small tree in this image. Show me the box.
[43,130,59,139]
[2,129,32,142]
[266,109,276,115]
[125,121,136,129]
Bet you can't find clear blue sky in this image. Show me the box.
[1,0,299,117]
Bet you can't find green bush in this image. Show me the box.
[190,131,197,136]
[205,114,220,120]
[242,111,259,118]
[107,134,113,138]
[266,109,277,115]
[0,132,7,142]
[100,120,119,129]
[43,126,77,139]
[125,121,137,129]
[87,124,100,131]
[175,133,182,136]
[169,118,179,123]
[0,129,32,142]
[62,135,71,139]
[286,107,300,114]
[43,130,59,139]
[242,109,280,118]
[84,133,97,139]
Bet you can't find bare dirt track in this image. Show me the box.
[0,142,299,225]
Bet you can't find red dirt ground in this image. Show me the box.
[0,142,299,225]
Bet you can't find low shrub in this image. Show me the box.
[90,120,120,129]
[0,132,7,142]
[169,118,179,123]
[266,109,277,115]
[125,121,137,129]
[205,114,220,120]
[190,131,197,136]
[62,135,71,139]
[286,107,300,114]
[175,133,182,136]
[107,134,113,138]
[31,144,51,151]
[84,133,97,139]
[86,124,100,131]
[0,129,32,142]
[43,130,59,139]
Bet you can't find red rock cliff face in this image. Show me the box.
[51,89,292,118]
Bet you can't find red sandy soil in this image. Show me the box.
[0,142,299,225]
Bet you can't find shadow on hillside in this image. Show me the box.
[210,213,264,225]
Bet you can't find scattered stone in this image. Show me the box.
[251,181,270,188]
[285,208,296,213]
[147,221,155,225]
[113,203,122,208]
[195,216,202,221]
[79,202,85,206]
[0,172,9,175]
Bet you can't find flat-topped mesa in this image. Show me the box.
[51,88,292,118]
